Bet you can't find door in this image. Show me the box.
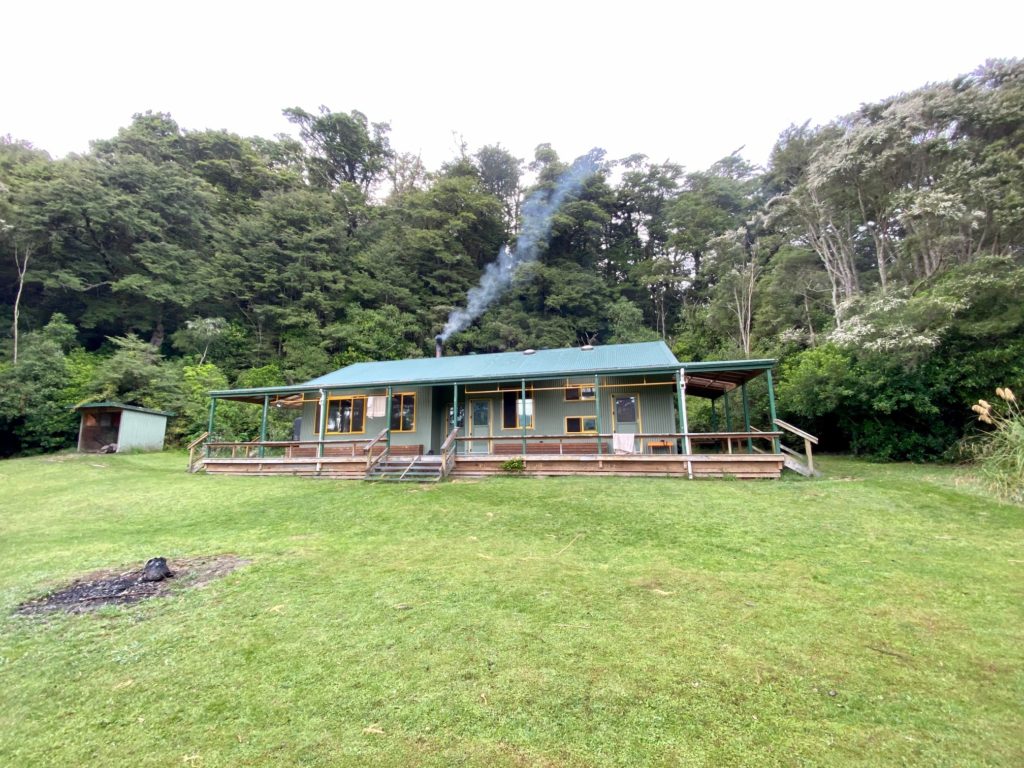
[612,394,640,453]
[469,400,491,454]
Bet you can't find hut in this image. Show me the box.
[75,402,173,453]
[195,341,818,480]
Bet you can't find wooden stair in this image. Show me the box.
[751,421,821,477]
[365,455,445,482]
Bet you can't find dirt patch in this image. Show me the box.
[15,555,249,616]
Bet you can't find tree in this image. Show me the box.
[283,106,394,194]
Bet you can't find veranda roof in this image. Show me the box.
[208,341,775,403]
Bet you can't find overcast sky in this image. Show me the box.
[3,1,1021,172]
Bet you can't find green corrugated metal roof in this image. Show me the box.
[75,402,175,418]
[207,344,779,401]
[303,341,681,389]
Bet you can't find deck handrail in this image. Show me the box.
[365,427,391,472]
[774,419,818,445]
[454,431,781,447]
[772,420,819,475]
[440,427,459,479]
[187,431,210,473]
[364,426,390,453]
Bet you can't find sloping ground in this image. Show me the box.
[0,452,1021,767]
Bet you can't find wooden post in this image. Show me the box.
[766,369,779,454]
[259,395,269,458]
[451,383,458,455]
[677,368,693,479]
[594,374,603,455]
[741,382,752,454]
[386,385,393,453]
[520,379,527,457]
[317,388,327,458]
[206,398,217,457]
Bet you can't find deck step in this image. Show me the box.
[782,455,820,477]
[365,456,444,482]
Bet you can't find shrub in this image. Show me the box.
[501,457,525,474]
[970,388,1024,503]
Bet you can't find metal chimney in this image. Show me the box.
[435,335,443,358]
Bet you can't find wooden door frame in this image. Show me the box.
[468,398,492,454]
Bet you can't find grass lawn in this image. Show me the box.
[0,453,1021,767]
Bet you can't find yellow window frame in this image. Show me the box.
[324,395,368,435]
[390,392,417,432]
[502,388,535,430]
[564,382,596,402]
[565,415,597,434]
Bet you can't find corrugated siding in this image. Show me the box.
[116,410,167,451]
[464,375,677,437]
[296,377,680,452]
[299,387,434,450]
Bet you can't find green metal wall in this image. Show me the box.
[459,375,677,443]
[298,386,434,449]
[296,376,677,453]
[116,410,168,452]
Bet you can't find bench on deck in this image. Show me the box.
[286,443,423,458]
[489,441,607,456]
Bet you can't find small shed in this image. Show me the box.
[75,402,173,453]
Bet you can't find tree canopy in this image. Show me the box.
[2,59,1022,458]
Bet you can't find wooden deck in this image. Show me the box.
[201,452,784,480]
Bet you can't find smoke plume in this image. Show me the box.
[439,149,603,341]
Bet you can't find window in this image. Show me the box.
[325,396,366,434]
[565,416,597,434]
[390,393,416,432]
[565,384,596,401]
[471,401,489,427]
[502,389,534,429]
[614,395,638,424]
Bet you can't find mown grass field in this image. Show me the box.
[0,452,1021,767]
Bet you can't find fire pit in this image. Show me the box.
[15,555,248,615]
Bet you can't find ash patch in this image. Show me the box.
[15,555,249,616]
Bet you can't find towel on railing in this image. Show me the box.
[613,432,636,454]
[367,396,388,418]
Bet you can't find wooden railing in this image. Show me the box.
[455,431,782,455]
[774,419,819,474]
[187,431,210,473]
[440,427,460,478]
[364,427,391,473]
[206,439,372,459]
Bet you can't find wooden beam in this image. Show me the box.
[259,395,269,458]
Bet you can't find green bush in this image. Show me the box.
[970,388,1024,503]
[501,457,525,473]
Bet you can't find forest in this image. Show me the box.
[1,59,1022,459]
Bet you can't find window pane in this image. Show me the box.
[503,393,516,429]
[615,396,637,423]
[327,402,342,432]
[518,397,533,428]
[473,401,489,426]
[352,398,365,432]
[340,400,353,433]
[566,417,582,433]
[583,416,597,432]
[390,396,401,430]
[581,386,596,400]
[401,396,415,431]
[565,387,580,401]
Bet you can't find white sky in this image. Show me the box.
[3,0,1021,172]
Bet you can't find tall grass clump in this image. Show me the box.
[971,387,1024,503]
